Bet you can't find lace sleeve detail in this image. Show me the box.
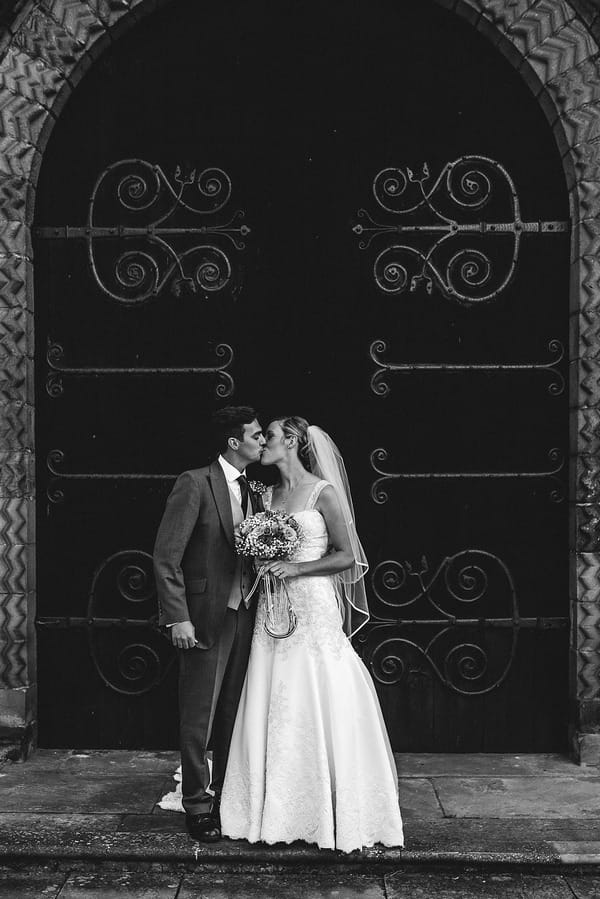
[306,480,330,510]
[263,486,273,511]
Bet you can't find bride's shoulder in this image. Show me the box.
[309,478,334,503]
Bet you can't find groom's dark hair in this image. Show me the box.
[212,405,258,453]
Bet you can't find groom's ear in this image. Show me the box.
[228,436,239,451]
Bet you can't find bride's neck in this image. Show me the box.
[276,458,309,491]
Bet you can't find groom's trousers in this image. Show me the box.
[178,600,254,816]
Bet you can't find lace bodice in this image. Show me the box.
[263,481,329,563]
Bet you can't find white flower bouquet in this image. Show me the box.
[235,510,302,639]
[235,510,302,560]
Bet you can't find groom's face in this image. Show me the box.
[236,419,265,465]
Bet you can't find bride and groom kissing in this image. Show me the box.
[153,405,404,852]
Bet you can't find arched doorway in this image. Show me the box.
[32,0,569,750]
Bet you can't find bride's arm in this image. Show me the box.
[263,486,354,579]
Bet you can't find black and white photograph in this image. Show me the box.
[1,0,600,896]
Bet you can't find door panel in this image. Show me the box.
[34,0,569,749]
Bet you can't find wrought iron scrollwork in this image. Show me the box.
[36,550,175,695]
[46,339,235,398]
[358,549,545,696]
[369,338,565,398]
[46,450,176,503]
[86,550,172,695]
[369,447,565,504]
[35,159,251,303]
[353,156,568,304]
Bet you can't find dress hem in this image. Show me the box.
[221,832,404,854]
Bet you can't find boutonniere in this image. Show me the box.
[248,479,269,495]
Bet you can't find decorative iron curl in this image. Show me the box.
[117,563,155,603]
[372,239,514,305]
[87,550,172,696]
[66,158,252,304]
[444,642,488,682]
[368,636,417,685]
[447,247,492,291]
[116,643,162,692]
[117,162,161,211]
[46,372,64,398]
[46,480,65,504]
[369,338,565,399]
[371,559,410,608]
[445,555,488,604]
[354,155,568,303]
[446,161,492,209]
[114,249,160,301]
[45,339,235,400]
[366,626,515,696]
[370,549,516,621]
[370,445,565,504]
[194,167,231,208]
[370,448,391,504]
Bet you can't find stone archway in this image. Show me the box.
[0,0,598,759]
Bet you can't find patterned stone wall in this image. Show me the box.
[0,0,597,757]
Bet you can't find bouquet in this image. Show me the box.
[236,510,302,639]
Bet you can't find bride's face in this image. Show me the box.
[260,420,287,466]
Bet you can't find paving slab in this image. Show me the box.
[119,814,184,833]
[434,776,600,818]
[0,814,122,837]
[396,754,580,778]
[58,871,181,898]
[179,873,385,898]
[405,818,600,853]
[396,777,442,819]
[565,873,600,897]
[385,870,573,898]
[0,771,166,813]
[0,867,68,899]
[553,842,600,864]
[4,751,180,776]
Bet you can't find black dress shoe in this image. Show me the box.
[185,813,216,840]
[186,806,221,843]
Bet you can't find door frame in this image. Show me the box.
[0,0,598,760]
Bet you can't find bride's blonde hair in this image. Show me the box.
[277,415,311,471]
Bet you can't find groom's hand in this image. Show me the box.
[170,621,198,650]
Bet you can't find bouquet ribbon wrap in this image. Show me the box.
[236,510,302,640]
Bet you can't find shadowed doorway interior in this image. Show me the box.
[33,0,569,751]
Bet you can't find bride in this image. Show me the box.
[219,415,404,852]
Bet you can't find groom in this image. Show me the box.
[153,405,265,841]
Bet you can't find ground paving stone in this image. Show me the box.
[178,872,386,898]
[0,771,167,813]
[0,814,122,834]
[435,775,600,818]
[565,872,600,896]
[385,870,574,898]
[395,777,443,819]
[0,866,68,898]
[119,814,184,832]
[553,841,600,863]
[397,754,579,777]
[5,750,179,775]
[58,871,181,898]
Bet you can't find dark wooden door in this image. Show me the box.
[34,0,569,749]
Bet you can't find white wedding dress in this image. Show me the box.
[219,481,404,852]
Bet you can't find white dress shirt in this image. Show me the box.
[218,454,246,502]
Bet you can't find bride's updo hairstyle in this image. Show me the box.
[278,415,312,471]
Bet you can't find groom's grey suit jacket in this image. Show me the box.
[153,460,259,650]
